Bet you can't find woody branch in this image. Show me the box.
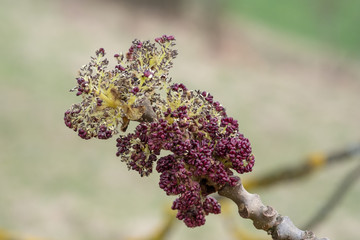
[218,177,329,240]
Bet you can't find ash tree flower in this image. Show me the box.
[64,35,255,227]
[64,36,177,139]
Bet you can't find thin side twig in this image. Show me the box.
[244,143,360,190]
[304,161,360,230]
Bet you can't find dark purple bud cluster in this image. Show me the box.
[155,34,175,43]
[215,136,254,174]
[116,84,255,227]
[202,196,221,215]
[171,186,206,227]
[220,117,239,134]
[97,125,113,139]
[157,155,190,195]
[116,124,158,177]
[201,91,213,103]
[64,104,116,140]
[65,36,255,228]
[164,105,188,119]
[75,77,89,96]
[96,98,103,106]
[116,134,132,156]
[171,83,188,92]
[64,110,74,129]
[96,47,105,57]
[78,128,90,139]
[156,154,221,227]
[201,91,225,114]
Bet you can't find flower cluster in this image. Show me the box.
[64,36,255,228]
[115,84,254,227]
[64,36,177,139]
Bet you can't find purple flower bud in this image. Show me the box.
[96,48,105,56]
[77,78,84,85]
[131,87,139,95]
[115,65,126,71]
[143,70,152,78]
[97,98,103,106]
[167,35,175,41]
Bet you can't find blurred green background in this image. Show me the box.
[227,0,360,57]
[0,0,359,239]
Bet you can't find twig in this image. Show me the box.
[218,177,329,240]
[244,143,360,190]
[303,161,360,230]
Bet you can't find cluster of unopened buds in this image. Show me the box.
[64,35,255,227]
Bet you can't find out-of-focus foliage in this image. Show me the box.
[226,0,360,57]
